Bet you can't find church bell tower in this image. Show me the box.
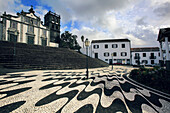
[44,11,60,43]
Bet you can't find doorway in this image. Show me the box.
[95,53,98,58]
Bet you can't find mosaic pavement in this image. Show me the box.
[0,66,170,113]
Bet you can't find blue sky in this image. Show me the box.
[21,0,38,6]
[0,0,170,47]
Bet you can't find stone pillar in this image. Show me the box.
[38,21,40,45]
[20,16,23,42]
[165,37,170,71]
[159,41,164,67]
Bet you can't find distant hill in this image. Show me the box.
[0,41,109,69]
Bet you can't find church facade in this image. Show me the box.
[0,6,60,47]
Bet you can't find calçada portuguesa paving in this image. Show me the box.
[0,66,170,113]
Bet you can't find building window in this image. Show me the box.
[117,59,122,63]
[30,19,33,24]
[151,60,154,64]
[27,36,34,45]
[93,45,99,49]
[151,53,154,56]
[135,60,139,63]
[134,53,140,59]
[24,17,30,23]
[105,44,108,48]
[52,25,54,29]
[42,38,47,46]
[150,53,156,59]
[109,59,113,65]
[158,52,160,57]
[135,53,139,56]
[112,52,117,56]
[28,26,34,33]
[10,21,17,29]
[105,59,108,61]
[9,34,17,42]
[122,44,125,48]
[127,59,130,64]
[33,20,38,25]
[143,53,146,57]
[142,60,148,64]
[121,52,127,56]
[112,44,118,48]
[104,52,109,57]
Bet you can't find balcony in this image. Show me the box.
[150,56,156,59]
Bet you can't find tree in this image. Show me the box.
[81,35,84,48]
[59,31,81,51]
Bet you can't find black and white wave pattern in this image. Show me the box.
[0,67,170,113]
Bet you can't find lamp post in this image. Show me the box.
[111,53,113,70]
[85,38,90,79]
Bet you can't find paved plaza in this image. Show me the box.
[0,66,170,113]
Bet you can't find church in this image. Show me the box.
[0,6,60,47]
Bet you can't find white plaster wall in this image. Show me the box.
[11,16,21,21]
[49,42,58,47]
[47,30,50,46]
[1,12,56,47]
[39,28,42,45]
[5,20,10,41]
[34,27,38,45]
[91,41,131,64]
[131,51,160,66]
[11,16,21,42]
[17,22,21,42]
[39,28,50,46]
[22,24,27,43]
[26,13,37,19]
[40,23,46,29]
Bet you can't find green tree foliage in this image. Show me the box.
[59,31,81,50]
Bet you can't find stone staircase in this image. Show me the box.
[0,41,108,69]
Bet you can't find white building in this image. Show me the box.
[0,6,60,47]
[131,47,160,66]
[91,39,131,65]
[157,28,170,70]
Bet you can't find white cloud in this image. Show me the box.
[150,0,170,6]
[39,0,136,23]
[126,25,160,47]
[0,0,21,15]
[1,0,169,48]
[121,34,146,47]
[71,26,113,47]
[39,0,72,23]
[136,16,147,25]
[34,6,48,22]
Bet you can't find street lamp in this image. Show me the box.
[85,38,90,79]
[111,53,113,70]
